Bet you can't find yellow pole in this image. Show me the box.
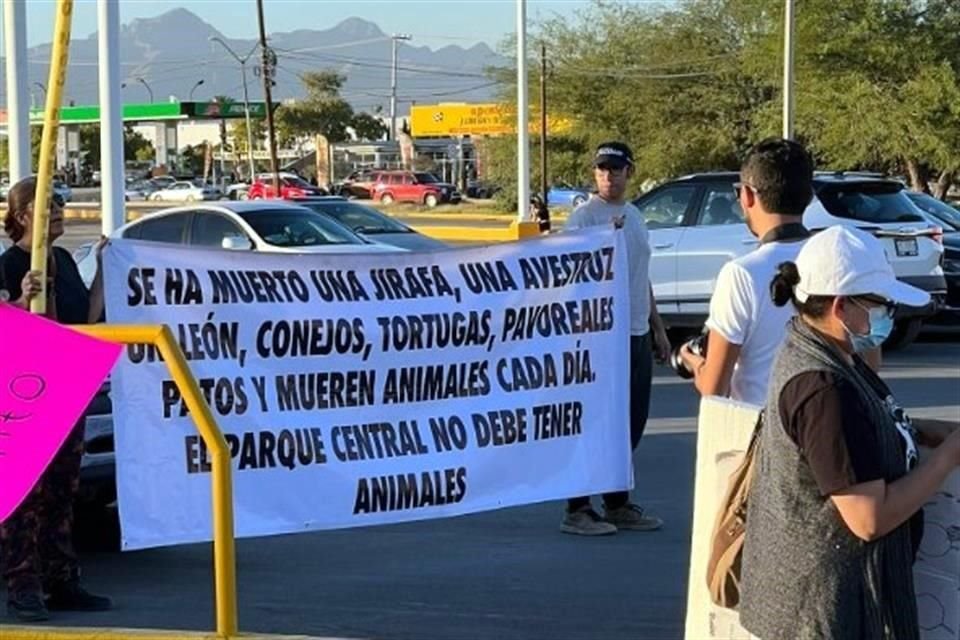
[30,0,75,315]
[156,327,239,637]
[71,324,239,636]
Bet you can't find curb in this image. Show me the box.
[0,626,341,640]
[41,205,568,225]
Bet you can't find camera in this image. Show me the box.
[669,330,709,380]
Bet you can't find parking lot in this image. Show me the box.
[3,259,956,640]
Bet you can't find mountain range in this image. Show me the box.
[6,8,505,114]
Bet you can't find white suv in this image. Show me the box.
[633,172,947,349]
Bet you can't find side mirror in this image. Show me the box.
[221,234,253,251]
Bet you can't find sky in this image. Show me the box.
[10,0,670,51]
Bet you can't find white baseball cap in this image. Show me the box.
[794,225,930,307]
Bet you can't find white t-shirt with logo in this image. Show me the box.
[565,195,651,336]
[706,240,807,406]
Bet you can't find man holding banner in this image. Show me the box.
[561,142,671,536]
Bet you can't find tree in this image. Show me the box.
[275,71,390,145]
[486,0,960,204]
[350,112,389,141]
[230,117,266,153]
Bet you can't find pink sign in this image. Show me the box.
[0,304,122,523]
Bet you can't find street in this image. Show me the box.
[4,318,957,639]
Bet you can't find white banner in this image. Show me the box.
[104,228,632,550]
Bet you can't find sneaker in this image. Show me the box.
[560,506,618,536]
[45,581,112,612]
[7,590,50,622]
[603,503,663,531]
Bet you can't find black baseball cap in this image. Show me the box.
[593,141,634,169]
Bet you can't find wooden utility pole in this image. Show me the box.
[256,0,280,196]
[539,42,551,231]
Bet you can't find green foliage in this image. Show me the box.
[274,71,387,145]
[486,0,960,200]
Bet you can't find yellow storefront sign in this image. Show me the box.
[411,103,571,137]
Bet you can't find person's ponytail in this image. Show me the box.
[770,261,800,307]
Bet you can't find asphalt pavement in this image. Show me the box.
[2,334,958,639]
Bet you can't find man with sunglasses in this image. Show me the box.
[560,141,671,536]
[679,137,814,407]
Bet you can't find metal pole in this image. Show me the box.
[5,0,31,181]
[239,67,256,180]
[516,0,530,222]
[390,38,398,142]
[390,34,411,142]
[782,0,795,139]
[539,41,550,230]
[138,77,154,103]
[256,0,280,196]
[209,37,258,180]
[189,79,205,100]
[98,0,124,235]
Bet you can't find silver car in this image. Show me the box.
[297,196,448,251]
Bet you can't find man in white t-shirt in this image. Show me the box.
[680,138,813,406]
[561,141,671,536]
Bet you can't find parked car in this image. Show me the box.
[247,173,327,200]
[72,201,403,518]
[372,171,461,207]
[632,171,947,349]
[225,181,250,200]
[466,180,501,199]
[297,196,448,251]
[335,168,381,199]
[0,178,71,202]
[547,182,592,209]
[148,181,217,202]
[124,179,157,202]
[149,175,177,190]
[53,179,73,203]
[74,200,401,286]
[905,192,960,326]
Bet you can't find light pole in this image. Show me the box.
[783,0,795,139]
[130,76,154,102]
[4,0,29,181]
[189,79,205,100]
[390,34,412,141]
[31,82,47,110]
[210,36,259,181]
[516,0,530,222]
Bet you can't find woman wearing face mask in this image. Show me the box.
[0,177,110,622]
[739,226,960,640]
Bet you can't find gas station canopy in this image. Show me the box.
[0,101,276,127]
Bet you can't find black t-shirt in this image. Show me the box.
[779,359,923,553]
[0,245,90,325]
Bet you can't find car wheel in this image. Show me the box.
[380,193,395,206]
[149,194,161,201]
[572,195,587,208]
[425,193,439,208]
[883,318,923,351]
[186,194,197,202]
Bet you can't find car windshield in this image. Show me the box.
[906,192,960,231]
[414,173,440,184]
[283,177,314,189]
[238,208,365,247]
[301,201,411,235]
[816,182,926,223]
